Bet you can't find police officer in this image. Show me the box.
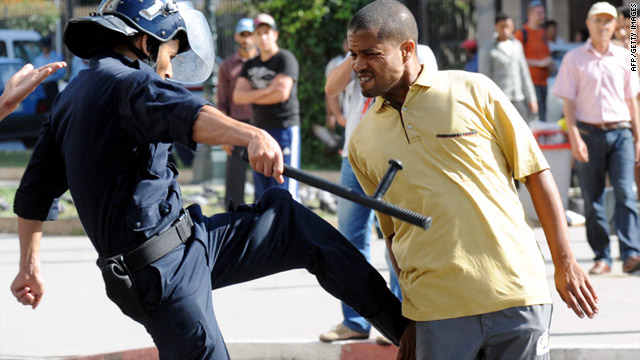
[9,1,408,358]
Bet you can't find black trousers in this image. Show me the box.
[124,188,401,359]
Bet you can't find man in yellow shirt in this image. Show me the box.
[347,1,599,358]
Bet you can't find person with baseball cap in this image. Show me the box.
[553,2,640,275]
[233,13,301,201]
[218,18,258,206]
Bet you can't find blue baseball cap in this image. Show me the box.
[235,18,254,34]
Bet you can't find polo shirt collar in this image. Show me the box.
[372,64,431,113]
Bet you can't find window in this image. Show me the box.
[14,41,42,63]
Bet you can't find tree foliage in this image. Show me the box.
[249,0,370,169]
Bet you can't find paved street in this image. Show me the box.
[0,225,638,359]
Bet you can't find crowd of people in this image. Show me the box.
[2,0,638,359]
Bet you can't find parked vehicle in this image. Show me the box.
[0,57,49,147]
[0,29,42,64]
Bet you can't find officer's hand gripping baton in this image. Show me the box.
[241,151,431,230]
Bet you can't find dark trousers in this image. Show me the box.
[224,145,247,206]
[534,85,547,122]
[126,188,400,359]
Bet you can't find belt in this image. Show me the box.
[97,210,194,273]
[577,121,632,131]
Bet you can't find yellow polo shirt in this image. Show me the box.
[349,68,553,321]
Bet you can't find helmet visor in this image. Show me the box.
[169,1,214,84]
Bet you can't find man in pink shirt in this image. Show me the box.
[553,2,640,275]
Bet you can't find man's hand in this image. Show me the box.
[221,144,234,156]
[11,264,44,309]
[529,100,539,115]
[0,62,67,120]
[569,136,589,163]
[396,320,416,360]
[554,261,598,319]
[246,130,284,183]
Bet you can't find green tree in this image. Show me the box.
[249,0,370,169]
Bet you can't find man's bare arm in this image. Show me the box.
[385,233,400,277]
[524,169,598,319]
[0,62,67,120]
[562,97,589,162]
[232,75,293,105]
[10,217,45,309]
[325,57,353,97]
[232,77,274,105]
[326,94,346,128]
[192,105,284,183]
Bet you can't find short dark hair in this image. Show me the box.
[544,20,557,28]
[495,13,511,24]
[619,6,631,19]
[348,0,419,44]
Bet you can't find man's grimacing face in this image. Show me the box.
[347,28,406,99]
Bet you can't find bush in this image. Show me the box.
[249,0,370,170]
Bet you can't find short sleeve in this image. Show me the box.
[479,75,549,181]
[551,51,578,100]
[278,51,299,81]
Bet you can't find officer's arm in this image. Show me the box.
[192,105,284,183]
[232,77,276,105]
[10,217,45,309]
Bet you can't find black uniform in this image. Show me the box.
[14,52,406,359]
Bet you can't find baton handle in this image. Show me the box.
[241,151,431,229]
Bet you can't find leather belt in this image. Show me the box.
[97,210,194,273]
[577,121,632,131]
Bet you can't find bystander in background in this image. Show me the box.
[218,18,258,206]
[613,6,631,50]
[545,20,564,51]
[31,35,66,107]
[515,0,553,122]
[233,13,300,201]
[552,2,640,276]
[460,38,478,72]
[479,13,537,122]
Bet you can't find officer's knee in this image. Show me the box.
[155,320,222,360]
[255,187,293,210]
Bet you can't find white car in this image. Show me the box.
[0,29,42,63]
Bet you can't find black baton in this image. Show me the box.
[241,151,431,230]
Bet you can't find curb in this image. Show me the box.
[32,343,640,360]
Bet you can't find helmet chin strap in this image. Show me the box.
[125,37,159,68]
